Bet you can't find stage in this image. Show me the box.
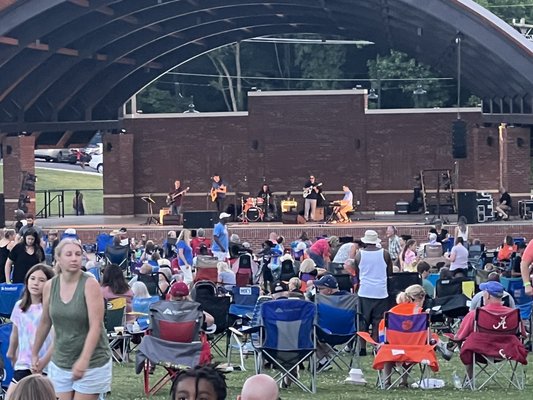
[26,213,533,250]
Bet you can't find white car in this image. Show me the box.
[34,148,78,163]
[89,153,103,173]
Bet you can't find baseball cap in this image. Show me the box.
[479,281,504,298]
[64,228,77,235]
[169,282,189,297]
[314,275,338,289]
[219,212,231,219]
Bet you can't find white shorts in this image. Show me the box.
[49,359,112,395]
[212,251,228,261]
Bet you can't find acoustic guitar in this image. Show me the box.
[166,187,190,206]
[303,182,322,198]
[210,185,227,202]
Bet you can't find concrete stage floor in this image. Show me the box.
[28,213,533,249]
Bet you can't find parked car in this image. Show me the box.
[84,142,102,155]
[34,148,78,163]
[89,153,103,173]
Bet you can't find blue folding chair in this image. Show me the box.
[315,293,359,372]
[0,284,25,322]
[0,323,14,389]
[96,233,113,262]
[229,286,260,318]
[255,299,317,393]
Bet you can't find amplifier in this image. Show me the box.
[518,200,533,220]
[395,201,410,215]
[476,192,494,223]
[162,214,181,226]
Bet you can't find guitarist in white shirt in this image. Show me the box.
[167,180,188,216]
[303,175,322,222]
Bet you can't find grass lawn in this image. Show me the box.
[108,349,531,399]
[0,166,103,215]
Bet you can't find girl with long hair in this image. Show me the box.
[400,239,418,272]
[101,263,134,317]
[32,239,112,400]
[6,264,55,398]
[5,228,45,284]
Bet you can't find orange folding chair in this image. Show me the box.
[358,312,438,389]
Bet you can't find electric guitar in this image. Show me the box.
[210,184,227,202]
[166,187,190,206]
[303,182,322,198]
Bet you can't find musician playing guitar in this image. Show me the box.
[167,180,190,216]
[333,185,353,223]
[303,175,322,222]
[210,174,227,212]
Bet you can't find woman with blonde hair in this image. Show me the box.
[217,261,236,291]
[32,239,112,400]
[176,229,193,284]
[379,284,451,387]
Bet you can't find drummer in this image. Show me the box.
[257,183,273,217]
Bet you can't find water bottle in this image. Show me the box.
[132,321,141,333]
[452,371,463,389]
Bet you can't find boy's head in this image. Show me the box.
[417,261,431,278]
[170,365,227,400]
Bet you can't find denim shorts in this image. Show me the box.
[49,359,112,394]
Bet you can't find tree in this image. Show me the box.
[292,43,347,90]
[474,0,533,23]
[136,84,180,113]
[367,50,452,108]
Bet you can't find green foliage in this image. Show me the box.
[367,50,452,108]
[474,0,533,23]
[137,84,182,113]
[293,44,347,90]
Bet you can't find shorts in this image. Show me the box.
[12,369,32,384]
[359,296,390,331]
[49,359,112,395]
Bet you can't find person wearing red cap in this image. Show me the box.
[169,282,215,329]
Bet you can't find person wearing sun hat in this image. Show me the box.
[355,230,393,353]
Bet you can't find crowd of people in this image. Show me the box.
[1,210,533,398]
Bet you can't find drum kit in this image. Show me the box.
[242,197,265,222]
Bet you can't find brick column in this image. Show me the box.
[500,125,530,195]
[2,136,36,220]
[103,133,135,216]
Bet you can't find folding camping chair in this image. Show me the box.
[0,284,25,323]
[195,255,219,283]
[191,281,231,358]
[95,233,113,262]
[460,308,527,390]
[315,293,358,372]
[136,300,208,396]
[105,244,130,271]
[432,278,472,333]
[254,299,317,393]
[232,253,256,287]
[358,312,439,390]
[104,297,131,363]
[226,286,261,370]
[0,323,14,393]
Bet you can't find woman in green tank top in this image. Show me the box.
[32,239,112,400]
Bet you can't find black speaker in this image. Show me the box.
[0,194,4,227]
[183,211,218,229]
[282,212,299,224]
[452,119,467,159]
[162,214,181,226]
[457,191,477,224]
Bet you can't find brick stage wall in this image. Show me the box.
[69,223,533,253]
[111,91,530,216]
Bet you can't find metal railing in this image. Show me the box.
[35,189,104,218]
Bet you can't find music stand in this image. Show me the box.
[141,196,159,225]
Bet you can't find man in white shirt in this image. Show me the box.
[334,185,353,223]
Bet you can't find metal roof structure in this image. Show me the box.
[0,0,531,144]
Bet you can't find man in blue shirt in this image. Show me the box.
[334,185,353,223]
[212,212,231,260]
